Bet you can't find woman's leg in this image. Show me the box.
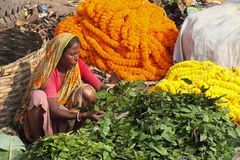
[25,90,53,141]
[52,118,69,134]
[27,105,45,141]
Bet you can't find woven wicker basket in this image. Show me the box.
[0,29,46,128]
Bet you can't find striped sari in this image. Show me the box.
[14,33,82,139]
[31,33,82,105]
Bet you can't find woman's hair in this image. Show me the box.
[63,36,81,53]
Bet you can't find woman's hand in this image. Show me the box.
[86,110,104,121]
[97,72,120,91]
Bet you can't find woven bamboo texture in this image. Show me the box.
[0,43,46,128]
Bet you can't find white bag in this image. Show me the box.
[174,3,240,68]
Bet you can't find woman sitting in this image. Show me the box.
[15,33,109,142]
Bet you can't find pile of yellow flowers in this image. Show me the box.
[149,61,240,123]
[55,0,178,80]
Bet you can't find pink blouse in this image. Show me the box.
[43,59,101,98]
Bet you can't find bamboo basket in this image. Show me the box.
[0,28,46,128]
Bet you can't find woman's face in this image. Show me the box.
[60,42,80,69]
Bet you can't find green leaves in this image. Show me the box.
[96,90,108,100]
[200,133,207,142]
[26,130,113,160]
[25,81,240,160]
[131,89,240,159]
[203,113,209,122]
[147,143,168,156]
[98,116,112,138]
[161,131,176,142]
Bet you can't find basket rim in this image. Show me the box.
[0,40,47,70]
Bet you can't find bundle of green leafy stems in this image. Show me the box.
[23,81,240,160]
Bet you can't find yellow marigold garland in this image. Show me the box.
[55,0,178,80]
[149,60,240,123]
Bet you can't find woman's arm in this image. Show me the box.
[79,60,108,91]
[48,98,104,121]
[44,67,104,121]
[96,82,109,91]
[78,60,121,91]
[48,98,77,120]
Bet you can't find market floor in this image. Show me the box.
[27,0,81,16]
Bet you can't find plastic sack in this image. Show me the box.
[224,0,240,3]
[174,3,240,68]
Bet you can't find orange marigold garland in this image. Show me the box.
[55,0,178,80]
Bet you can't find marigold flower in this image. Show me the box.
[55,0,178,80]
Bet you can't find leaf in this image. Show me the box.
[185,146,197,155]
[0,150,24,160]
[128,89,138,97]
[138,132,148,141]
[118,80,126,86]
[98,117,112,138]
[0,131,26,160]
[148,143,168,156]
[103,144,112,152]
[152,135,161,141]
[115,111,129,120]
[96,90,108,100]
[103,151,111,160]
[186,126,191,133]
[203,113,209,122]
[180,108,192,113]
[236,125,240,137]
[210,146,217,153]
[106,95,115,103]
[181,78,193,85]
[228,128,237,138]
[200,133,207,142]
[161,130,176,142]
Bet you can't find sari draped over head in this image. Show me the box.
[31,33,82,105]
[13,33,83,140]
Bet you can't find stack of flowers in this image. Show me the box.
[55,0,178,80]
[149,60,240,123]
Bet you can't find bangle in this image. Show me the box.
[76,111,81,122]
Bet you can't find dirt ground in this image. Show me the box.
[27,0,79,16]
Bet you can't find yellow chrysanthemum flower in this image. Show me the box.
[150,61,240,123]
